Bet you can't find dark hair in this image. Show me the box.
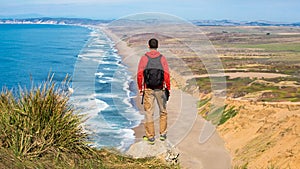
[148,38,158,49]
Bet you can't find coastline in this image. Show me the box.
[102,26,232,168]
[101,27,146,140]
[4,22,300,168]
[70,25,143,150]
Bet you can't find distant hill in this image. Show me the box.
[0,17,299,26]
[0,17,112,25]
[192,19,300,26]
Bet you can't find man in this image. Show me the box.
[137,38,170,145]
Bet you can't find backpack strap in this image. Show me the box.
[145,54,162,60]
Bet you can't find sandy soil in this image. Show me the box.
[218,99,300,168]
[102,27,232,169]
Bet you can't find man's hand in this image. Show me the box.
[139,90,144,96]
[165,89,170,101]
[140,90,145,104]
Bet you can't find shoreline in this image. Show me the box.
[69,25,144,151]
[101,27,146,140]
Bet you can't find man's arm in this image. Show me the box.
[161,56,170,90]
[137,56,147,92]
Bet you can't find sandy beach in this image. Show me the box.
[102,27,232,169]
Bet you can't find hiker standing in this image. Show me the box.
[137,38,171,144]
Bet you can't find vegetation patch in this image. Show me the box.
[187,76,300,102]
[198,97,239,126]
[0,77,176,169]
[0,78,90,159]
[230,43,300,53]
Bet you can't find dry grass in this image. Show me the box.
[0,75,176,168]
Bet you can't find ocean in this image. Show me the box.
[0,24,143,151]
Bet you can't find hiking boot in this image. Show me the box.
[160,134,167,141]
[143,136,155,145]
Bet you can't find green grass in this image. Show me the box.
[234,163,248,169]
[0,77,91,158]
[265,76,300,83]
[197,97,211,108]
[186,76,228,94]
[205,105,239,126]
[267,164,280,169]
[198,97,239,126]
[233,163,281,169]
[230,43,300,52]
[188,76,300,102]
[218,105,238,125]
[0,76,176,169]
[238,82,277,93]
[0,147,178,169]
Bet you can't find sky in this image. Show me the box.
[0,0,300,22]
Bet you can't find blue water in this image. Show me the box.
[0,24,143,151]
[0,24,90,88]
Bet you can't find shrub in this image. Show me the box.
[198,97,239,126]
[0,77,93,158]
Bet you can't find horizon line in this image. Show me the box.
[0,16,299,24]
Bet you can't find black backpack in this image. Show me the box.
[143,54,164,89]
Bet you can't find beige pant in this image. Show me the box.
[143,89,167,138]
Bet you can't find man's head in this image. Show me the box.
[148,38,158,49]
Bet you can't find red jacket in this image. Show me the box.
[137,50,170,91]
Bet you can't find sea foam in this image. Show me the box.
[71,27,143,151]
